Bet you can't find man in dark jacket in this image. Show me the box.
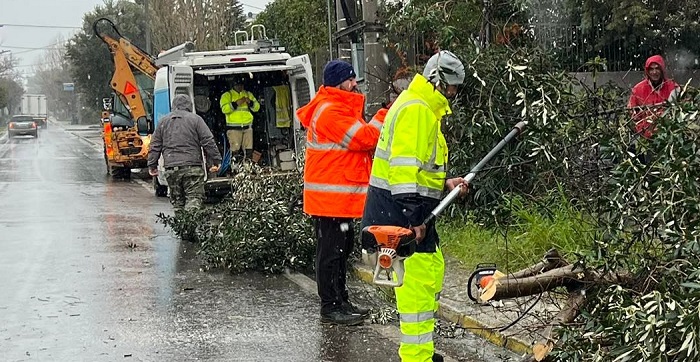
[148,94,222,212]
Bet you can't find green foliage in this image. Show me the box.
[159,167,315,274]
[0,77,23,114]
[254,0,329,55]
[440,195,593,272]
[552,91,700,361]
[534,0,700,70]
[65,0,148,118]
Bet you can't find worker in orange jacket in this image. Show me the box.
[296,60,383,326]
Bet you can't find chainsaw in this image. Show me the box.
[363,121,527,288]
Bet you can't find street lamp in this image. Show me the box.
[0,50,10,55]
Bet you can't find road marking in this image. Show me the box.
[134,178,153,193]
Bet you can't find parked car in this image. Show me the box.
[8,115,39,138]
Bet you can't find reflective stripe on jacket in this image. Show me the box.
[296,86,383,218]
[370,74,450,200]
[220,89,260,126]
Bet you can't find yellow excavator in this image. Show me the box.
[93,17,159,179]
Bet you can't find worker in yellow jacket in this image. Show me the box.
[220,79,260,160]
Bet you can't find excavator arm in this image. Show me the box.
[93,18,158,128]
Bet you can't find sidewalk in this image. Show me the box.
[352,255,563,356]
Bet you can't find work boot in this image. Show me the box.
[342,300,370,317]
[320,309,364,326]
[432,353,444,362]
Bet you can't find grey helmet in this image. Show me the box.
[422,50,466,87]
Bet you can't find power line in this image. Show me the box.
[0,45,65,50]
[0,23,81,29]
[240,2,265,11]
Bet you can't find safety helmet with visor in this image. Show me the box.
[422,50,465,98]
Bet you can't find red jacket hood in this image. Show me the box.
[296,86,365,128]
[645,55,667,79]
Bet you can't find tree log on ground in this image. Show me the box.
[506,248,570,279]
[481,263,588,302]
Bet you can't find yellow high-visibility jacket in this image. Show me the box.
[273,85,292,128]
[370,74,450,201]
[220,89,260,126]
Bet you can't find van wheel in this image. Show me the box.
[154,177,168,197]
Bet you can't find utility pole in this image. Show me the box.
[144,0,152,54]
[362,0,387,115]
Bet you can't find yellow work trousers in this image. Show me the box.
[226,127,253,155]
[395,248,445,362]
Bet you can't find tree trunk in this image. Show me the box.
[481,264,586,302]
[507,248,569,279]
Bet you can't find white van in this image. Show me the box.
[151,26,315,198]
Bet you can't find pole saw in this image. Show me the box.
[363,121,528,287]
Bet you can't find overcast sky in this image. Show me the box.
[0,0,272,77]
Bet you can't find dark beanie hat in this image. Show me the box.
[323,60,356,87]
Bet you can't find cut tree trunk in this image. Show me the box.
[481,264,586,302]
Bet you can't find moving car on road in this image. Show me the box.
[7,115,39,138]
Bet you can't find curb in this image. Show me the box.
[282,268,460,362]
[351,263,532,356]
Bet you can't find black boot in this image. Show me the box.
[320,309,364,326]
[432,353,444,362]
[342,300,370,317]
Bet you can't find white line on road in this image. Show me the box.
[134,178,153,193]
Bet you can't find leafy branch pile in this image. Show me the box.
[387,1,700,360]
[159,166,315,274]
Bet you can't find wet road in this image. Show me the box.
[0,125,517,362]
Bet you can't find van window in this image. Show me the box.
[294,78,310,106]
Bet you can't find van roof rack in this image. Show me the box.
[227,25,286,54]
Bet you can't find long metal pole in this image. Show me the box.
[145,0,152,54]
[327,0,334,61]
[424,121,528,226]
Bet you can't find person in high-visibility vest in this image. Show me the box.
[296,60,384,326]
[220,79,260,160]
[361,50,469,362]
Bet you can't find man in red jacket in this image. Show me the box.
[296,60,384,326]
[628,55,679,139]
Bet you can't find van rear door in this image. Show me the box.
[169,65,195,111]
[286,55,315,164]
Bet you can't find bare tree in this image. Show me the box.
[149,0,246,52]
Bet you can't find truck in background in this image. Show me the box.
[20,94,48,129]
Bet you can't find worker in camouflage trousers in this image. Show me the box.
[148,94,222,213]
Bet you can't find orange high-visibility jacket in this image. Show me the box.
[296,86,384,218]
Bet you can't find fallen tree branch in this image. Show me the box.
[507,248,569,279]
[482,264,587,302]
[522,290,587,362]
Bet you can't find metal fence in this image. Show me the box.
[531,23,650,72]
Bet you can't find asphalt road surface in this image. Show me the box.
[0,125,518,362]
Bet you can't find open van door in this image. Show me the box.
[169,65,195,110]
[286,55,315,168]
[152,65,196,194]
